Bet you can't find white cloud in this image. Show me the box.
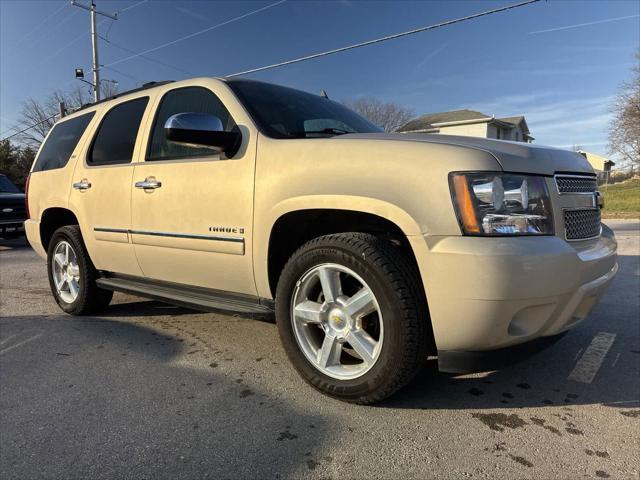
[529,14,640,35]
[528,63,634,77]
[174,6,210,23]
[415,43,449,70]
[465,93,615,156]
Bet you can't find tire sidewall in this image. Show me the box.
[276,239,411,401]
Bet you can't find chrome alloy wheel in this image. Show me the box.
[291,263,384,380]
[51,240,81,304]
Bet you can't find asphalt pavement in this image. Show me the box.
[1,220,638,479]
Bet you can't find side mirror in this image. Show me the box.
[164,112,241,157]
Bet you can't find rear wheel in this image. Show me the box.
[276,233,429,404]
[47,225,113,315]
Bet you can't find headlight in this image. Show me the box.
[450,173,554,235]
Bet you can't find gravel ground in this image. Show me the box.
[1,220,638,479]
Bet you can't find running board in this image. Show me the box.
[96,275,274,316]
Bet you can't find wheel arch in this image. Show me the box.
[40,207,80,251]
[256,195,423,300]
[264,204,421,300]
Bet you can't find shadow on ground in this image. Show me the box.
[0,235,29,250]
[0,315,330,479]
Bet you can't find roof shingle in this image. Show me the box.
[397,109,490,132]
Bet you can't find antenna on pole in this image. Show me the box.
[70,0,117,102]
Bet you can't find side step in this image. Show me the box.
[96,275,274,316]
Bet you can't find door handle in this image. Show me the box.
[72,179,91,190]
[135,177,162,189]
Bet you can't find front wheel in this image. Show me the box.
[276,233,429,404]
[47,225,113,315]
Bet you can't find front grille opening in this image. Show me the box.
[555,176,597,194]
[564,209,601,240]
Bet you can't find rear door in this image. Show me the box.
[130,83,257,295]
[69,96,152,276]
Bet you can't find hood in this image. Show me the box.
[0,192,25,202]
[338,133,594,176]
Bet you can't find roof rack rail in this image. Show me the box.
[76,80,175,112]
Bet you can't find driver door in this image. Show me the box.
[130,85,256,295]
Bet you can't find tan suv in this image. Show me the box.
[25,77,617,403]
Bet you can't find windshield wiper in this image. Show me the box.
[287,127,353,137]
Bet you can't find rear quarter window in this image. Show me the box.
[32,112,95,172]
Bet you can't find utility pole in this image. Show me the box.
[70,1,117,102]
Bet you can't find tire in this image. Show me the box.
[276,233,430,404]
[47,225,113,315]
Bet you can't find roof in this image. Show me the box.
[578,150,615,171]
[75,80,174,113]
[398,109,532,138]
[398,109,490,132]
[497,115,530,135]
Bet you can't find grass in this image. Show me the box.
[600,178,640,219]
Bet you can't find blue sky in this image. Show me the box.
[1,0,638,158]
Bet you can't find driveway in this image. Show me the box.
[1,221,638,479]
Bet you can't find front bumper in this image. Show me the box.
[0,219,25,236]
[409,225,617,354]
[437,332,569,374]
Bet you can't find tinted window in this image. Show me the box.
[148,87,236,161]
[0,175,20,193]
[89,97,149,165]
[33,112,94,172]
[227,80,381,139]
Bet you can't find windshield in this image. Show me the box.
[227,79,382,139]
[0,175,20,193]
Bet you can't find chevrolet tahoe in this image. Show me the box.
[24,78,617,403]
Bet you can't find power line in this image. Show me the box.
[101,65,145,83]
[104,0,287,68]
[99,35,196,76]
[71,0,119,102]
[11,1,68,48]
[226,0,541,78]
[47,18,108,60]
[47,1,148,60]
[0,114,59,143]
[120,0,149,13]
[2,0,541,143]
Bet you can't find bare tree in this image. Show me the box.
[101,81,120,100]
[12,84,103,147]
[608,51,640,168]
[342,97,414,133]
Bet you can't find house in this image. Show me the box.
[577,150,615,182]
[397,109,534,143]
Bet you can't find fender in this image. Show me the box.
[253,194,422,299]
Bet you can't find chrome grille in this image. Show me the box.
[564,209,601,240]
[555,175,597,194]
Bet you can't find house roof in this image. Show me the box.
[497,115,531,135]
[398,109,532,137]
[398,109,490,132]
[578,150,615,171]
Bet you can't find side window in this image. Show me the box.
[33,112,95,172]
[88,97,149,165]
[147,87,236,161]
